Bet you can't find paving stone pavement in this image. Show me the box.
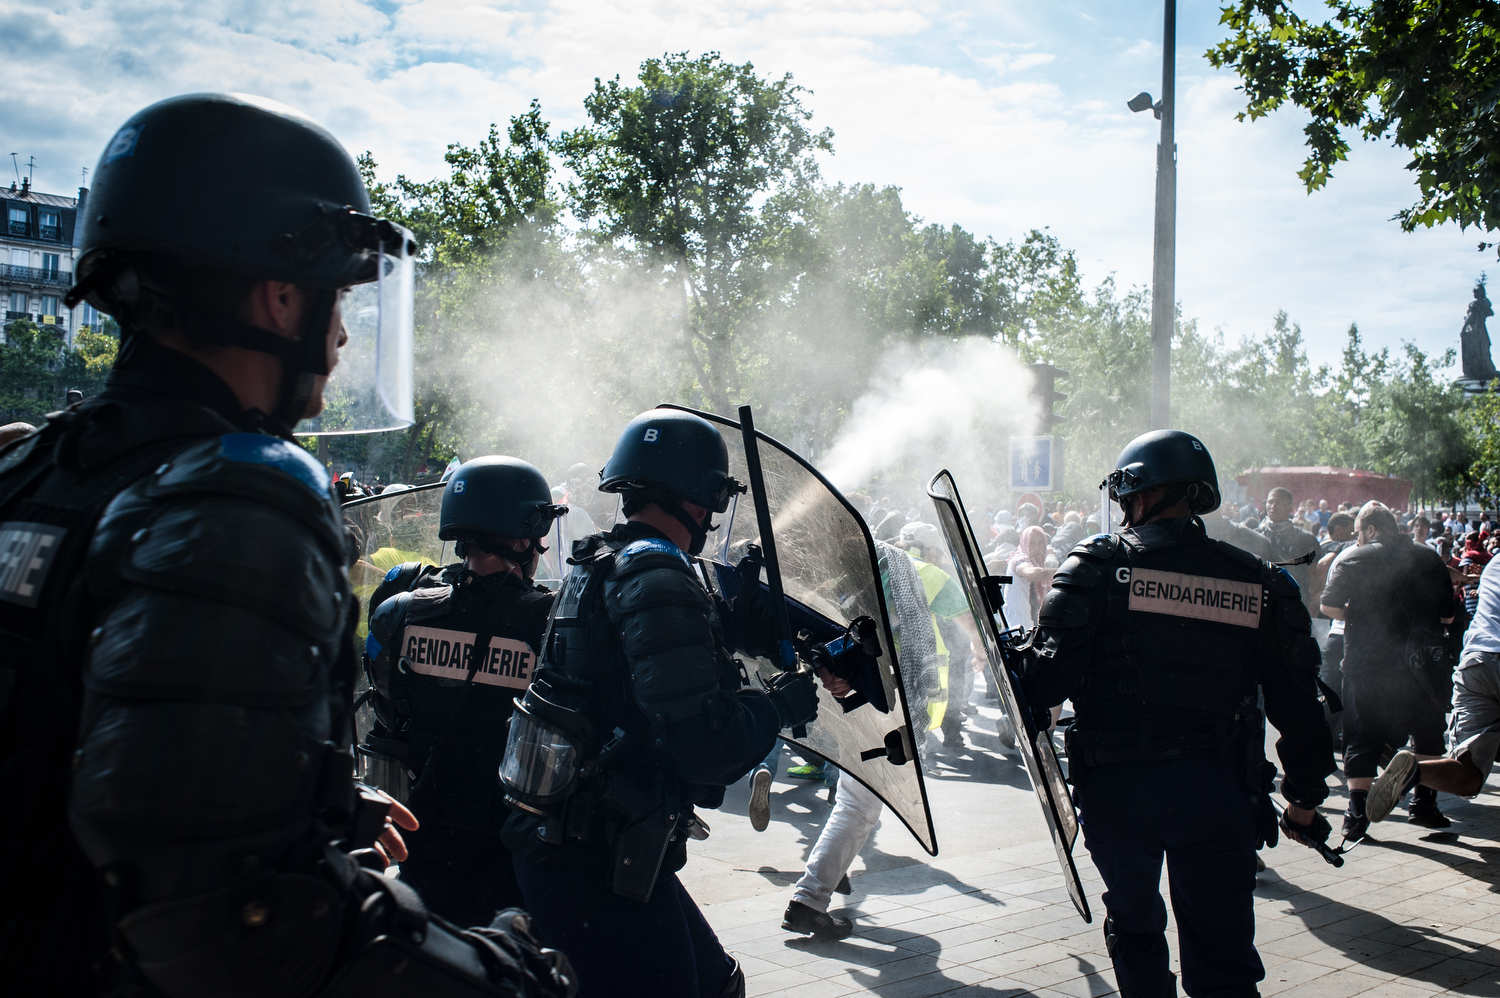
[698,781,1500,997]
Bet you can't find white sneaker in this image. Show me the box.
[749,767,772,831]
[1367,750,1420,823]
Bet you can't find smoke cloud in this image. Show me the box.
[817,337,1040,502]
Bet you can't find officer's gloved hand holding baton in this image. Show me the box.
[764,670,821,729]
[1275,800,1343,867]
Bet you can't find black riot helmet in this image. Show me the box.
[440,456,566,570]
[599,408,744,554]
[65,93,418,430]
[1101,429,1222,526]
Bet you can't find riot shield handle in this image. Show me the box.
[737,405,797,675]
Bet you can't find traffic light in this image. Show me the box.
[1029,363,1068,433]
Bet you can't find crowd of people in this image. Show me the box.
[6,89,1496,998]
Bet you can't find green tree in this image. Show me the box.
[558,51,833,414]
[1462,380,1500,501]
[353,103,564,481]
[1361,343,1474,502]
[1209,0,1500,232]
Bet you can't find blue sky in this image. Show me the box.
[1,0,1488,372]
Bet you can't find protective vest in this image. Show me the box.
[501,525,750,894]
[364,563,553,833]
[0,389,369,994]
[1051,524,1286,773]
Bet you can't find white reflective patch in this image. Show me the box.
[402,625,536,689]
[1126,567,1262,628]
[0,521,66,608]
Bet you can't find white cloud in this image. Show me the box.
[0,0,1486,377]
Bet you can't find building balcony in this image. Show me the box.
[7,221,26,236]
[6,309,67,322]
[1,263,71,286]
[39,225,59,240]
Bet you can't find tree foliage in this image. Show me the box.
[1209,0,1500,232]
[0,318,116,424]
[557,51,833,414]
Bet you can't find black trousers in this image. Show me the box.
[1076,758,1262,998]
[398,823,526,929]
[513,860,735,998]
[1342,668,1447,780]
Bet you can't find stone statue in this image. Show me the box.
[1460,280,1496,382]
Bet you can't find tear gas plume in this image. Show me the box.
[817,338,1040,501]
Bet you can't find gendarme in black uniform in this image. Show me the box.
[1021,430,1334,998]
[362,456,564,926]
[0,93,571,997]
[499,408,820,998]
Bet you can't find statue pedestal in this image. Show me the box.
[1454,377,1497,395]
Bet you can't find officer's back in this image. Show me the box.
[362,456,564,926]
[1020,429,1333,998]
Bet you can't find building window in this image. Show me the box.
[8,291,28,314]
[8,207,27,236]
[79,302,100,330]
[42,253,59,278]
[41,295,59,317]
[39,210,59,240]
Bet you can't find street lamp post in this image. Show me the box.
[1129,0,1177,430]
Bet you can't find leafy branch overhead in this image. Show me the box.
[1209,0,1500,233]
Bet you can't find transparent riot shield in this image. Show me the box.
[664,405,937,856]
[927,469,1091,921]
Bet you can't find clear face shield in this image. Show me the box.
[297,223,416,435]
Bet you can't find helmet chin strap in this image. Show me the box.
[270,287,336,427]
[660,494,714,555]
[1124,483,1193,528]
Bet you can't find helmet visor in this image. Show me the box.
[297,227,416,435]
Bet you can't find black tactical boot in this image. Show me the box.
[782,900,853,940]
[1408,785,1451,828]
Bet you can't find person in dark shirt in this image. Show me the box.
[1320,501,1457,835]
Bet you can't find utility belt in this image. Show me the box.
[1066,696,1267,792]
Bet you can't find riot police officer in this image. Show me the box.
[1020,430,1335,997]
[500,408,822,998]
[0,94,571,996]
[362,456,566,925]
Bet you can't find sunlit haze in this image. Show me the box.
[1,0,1487,369]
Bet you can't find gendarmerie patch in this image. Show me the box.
[1124,567,1262,628]
[403,625,534,688]
[0,521,66,608]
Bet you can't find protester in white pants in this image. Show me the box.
[787,776,883,932]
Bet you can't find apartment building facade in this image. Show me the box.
[1,178,99,345]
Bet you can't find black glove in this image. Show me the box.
[1279,808,1332,850]
[474,909,579,998]
[764,670,819,729]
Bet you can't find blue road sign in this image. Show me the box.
[1010,436,1060,491]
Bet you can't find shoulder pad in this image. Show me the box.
[150,434,330,496]
[1207,537,1268,573]
[613,537,692,578]
[1265,565,1301,598]
[1053,534,1116,589]
[1076,533,1116,558]
[367,589,414,661]
[143,434,340,549]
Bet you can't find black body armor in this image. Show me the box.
[1023,516,1333,807]
[501,523,781,900]
[363,564,554,831]
[0,344,571,998]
